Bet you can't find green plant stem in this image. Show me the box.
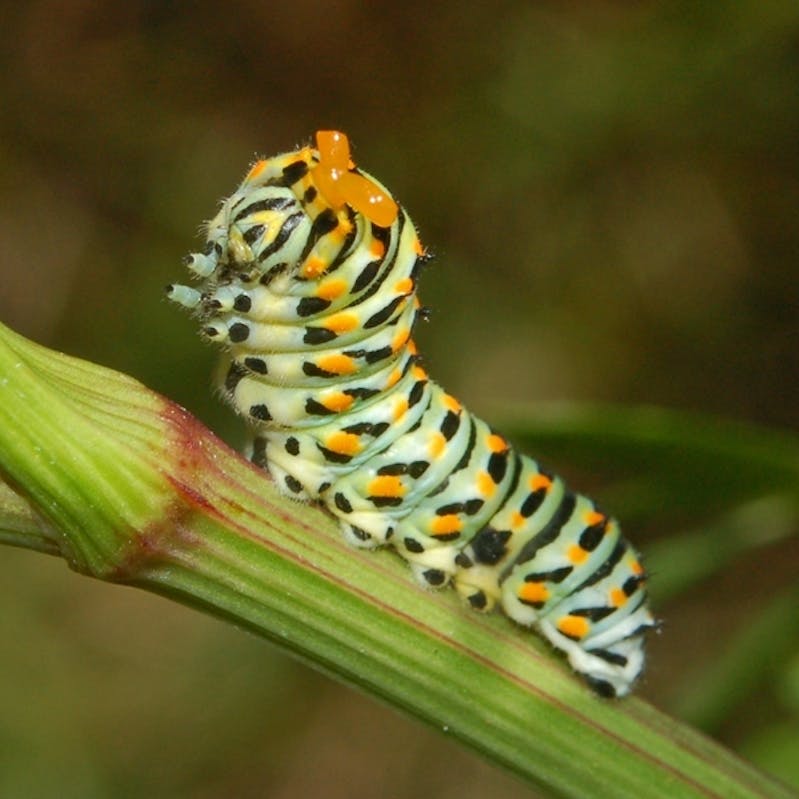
[0,480,60,555]
[0,321,793,799]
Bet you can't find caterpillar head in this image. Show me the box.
[169,130,401,302]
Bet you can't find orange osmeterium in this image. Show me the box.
[312,130,399,227]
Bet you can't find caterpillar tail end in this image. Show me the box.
[538,610,655,698]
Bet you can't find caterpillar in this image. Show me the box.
[167,130,656,697]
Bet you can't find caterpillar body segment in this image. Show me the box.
[168,131,656,697]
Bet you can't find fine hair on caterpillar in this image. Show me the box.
[168,130,656,698]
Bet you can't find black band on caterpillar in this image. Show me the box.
[167,130,656,697]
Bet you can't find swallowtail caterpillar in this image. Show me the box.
[168,131,656,697]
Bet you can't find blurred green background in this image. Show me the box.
[1,2,798,797]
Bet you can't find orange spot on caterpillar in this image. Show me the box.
[406,339,419,356]
[327,219,350,242]
[245,160,268,181]
[341,215,355,234]
[413,238,425,256]
[510,511,525,529]
[487,434,508,453]
[369,239,386,258]
[391,328,410,353]
[394,277,413,294]
[412,365,427,380]
[476,471,496,498]
[324,312,359,333]
[442,394,462,413]
[317,278,348,300]
[428,432,446,459]
[518,582,549,605]
[317,353,357,375]
[368,475,405,498]
[320,392,354,413]
[392,397,409,421]
[529,474,552,492]
[431,514,461,536]
[557,615,590,640]
[630,559,644,576]
[325,431,362,456]
[385,368,402,389]
[610,587,627,608]
[301,256,328,279]
[312,130,399,227]
[567,544,588,565]
[584,510,605,527]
